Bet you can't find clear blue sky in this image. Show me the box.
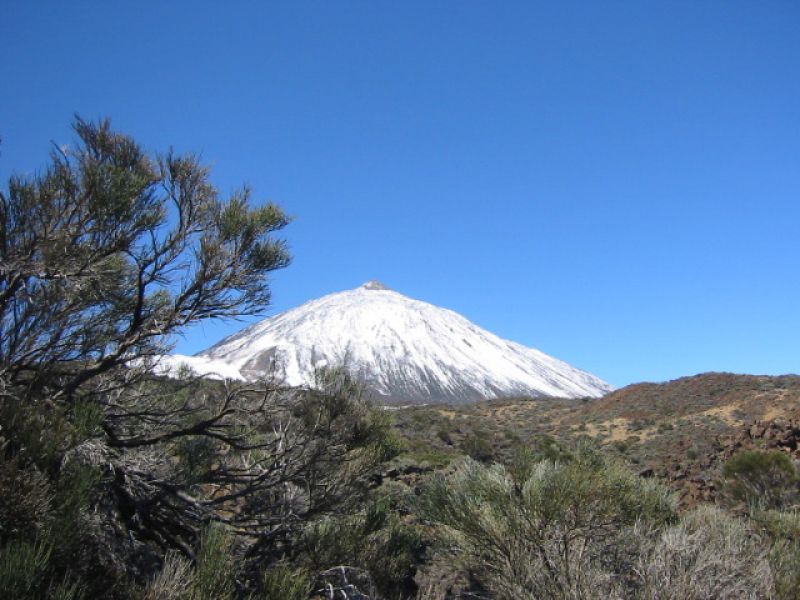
[2,2,799,387]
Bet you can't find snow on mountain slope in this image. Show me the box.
[164,281,613,403]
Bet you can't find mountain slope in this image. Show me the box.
[164,281,613,403]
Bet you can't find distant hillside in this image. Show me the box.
[575,372,800,423]
[389,372,800,508]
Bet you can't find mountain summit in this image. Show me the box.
[164,283,613,403]
[361,280,391,291]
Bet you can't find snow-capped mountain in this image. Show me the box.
[163,281,613,403]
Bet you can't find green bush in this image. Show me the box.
[142,552,193,600]
[722,450,799,510]
[435,427,453,445]
[459,431,493,463]
[0,538,84,600]
[0,457,52,541]
[656,421,674,433]
[257,564,312,600]
[612,439,630,453]
[754,510,800,600]
[0,442,109,598]
[754,509,800,541]
[637,506,773,600]
[141,524,239,600]
[0,539,54,599]
[175,437,216,485]
[299,498,423,598]
[771,540,800,600]
[190,524,238,600]
[418,443,675,599]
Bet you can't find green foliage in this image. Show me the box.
[256,564,312,600]
[505,436,573,485]
[0,397,74,473]
[0,456,52,540]
[754,509,800,600]
[418,443,675,599]
[48,580,85,600]
[435,427,453,445]
[0,537,85,600]
[755,509,800,541]
[722,450,800,510]
[515,444,675,529]
[398,446,454,468]
[612,439,630,453]
[0,118,377,599]
[771,540,800,600]
[459,430,493,463]
[0,118,403,598]
[143,525,240,600]
[142,552,193,600]
[70,400,105,442]
[53,464,100,527]
[301,368,401,462]
[366,414,405,464]
[189,524,238,600]
[0,115,291,413]
[418,442,784,599]
[175,436,216,485]
[0,442,103,598]
[300,497,423,598]
[656,421,674,433]
[638,506,773,600]
[0,539,53,599]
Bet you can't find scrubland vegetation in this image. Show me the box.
[2,120,800,599]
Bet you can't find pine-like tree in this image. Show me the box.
[0,118,395,598]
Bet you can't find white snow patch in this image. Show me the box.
[154,354,245,381]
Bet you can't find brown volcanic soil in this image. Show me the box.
[390,373,800,508]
